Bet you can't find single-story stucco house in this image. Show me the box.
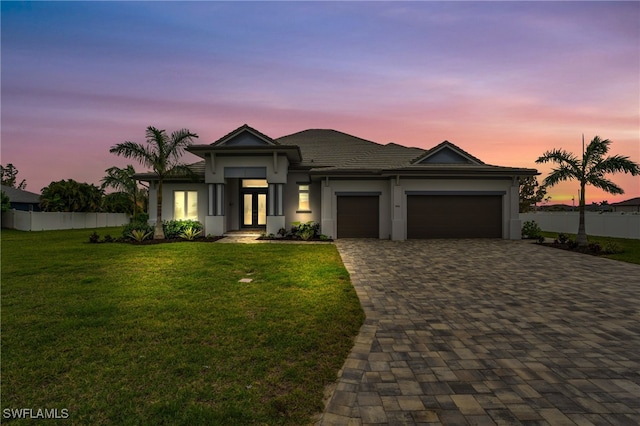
[1,185,41,211]
[611,197,640,213]
[136,124,538,240]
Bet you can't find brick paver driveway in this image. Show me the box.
[319,239,640,426]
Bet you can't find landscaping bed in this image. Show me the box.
[89,232,225,245]
[521,220,639,264]
[537,239,618,257]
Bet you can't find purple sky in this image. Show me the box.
[2,1,638,204]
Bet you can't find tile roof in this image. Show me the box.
[135,127,538,180]
[277,129,536,176]
[1,185,41,204]
[276,129,387,168]
[134,161,205,181]
[611,197,640,206]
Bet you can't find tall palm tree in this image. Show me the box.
[109,127,198,239]
[536,136,639,246]
[101,165,144,218]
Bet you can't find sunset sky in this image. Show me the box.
[2,1,638,205]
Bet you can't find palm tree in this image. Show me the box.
[536,136,639,246]
[101,165,145,218]
[109,127,198,239]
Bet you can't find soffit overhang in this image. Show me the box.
[187,145,302,163]
[308,166,539,179]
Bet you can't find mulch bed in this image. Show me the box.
[89,236,225,245]
[535,241,614,257]
[129,236,225,245]
[257,236,333,242]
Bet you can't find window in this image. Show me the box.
[242,179,268,188]
[174,191,198,220]
[298,184,310,211]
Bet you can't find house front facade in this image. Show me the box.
[137,124,538,240]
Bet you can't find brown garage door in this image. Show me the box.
[337,196,379,238]
[407,195,502,238]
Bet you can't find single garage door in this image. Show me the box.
[407,195,502,238]
[337,196,379,238]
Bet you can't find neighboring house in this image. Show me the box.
[1,185,41,211]
[611,197,640,213]
[136,124,538,240]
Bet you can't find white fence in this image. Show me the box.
[520,212,640,239]
[1,210,129,231]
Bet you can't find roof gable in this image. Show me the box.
[211,124,278,147]
[413,141,484,165]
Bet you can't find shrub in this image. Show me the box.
[103,234,114,243]
[135,212,149,224]
[122,220,153,240]
[89,232,100,244]
[291,221,320,241]
[129,229,153,242]
[163,220,203,239]
[558,233,569,244]
[180,226,202,241]
[521,220,542,239]
[588,243,602,253]
[537,235,545,244]
[602,242,622,254]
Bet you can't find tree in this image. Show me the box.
[536,136,640,246]
[1,163,27,189]
[40,180,104,212]
[1,191,10,212]
[519,176,547,212]
[109,126,198,239]
[101,165,146,218]
[102,191,133,213]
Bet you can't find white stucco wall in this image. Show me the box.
[148,165,521,240]
[204,154,289,184]
[148,182,209,229]
[282,172,321,229]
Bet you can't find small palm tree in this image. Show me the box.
[109,127,198,239]
[101,165,145,218]
[536,136,639,246]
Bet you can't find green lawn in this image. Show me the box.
[1,228,364,425]
[539,231,640,265]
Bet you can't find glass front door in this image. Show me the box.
[241,179,268,228]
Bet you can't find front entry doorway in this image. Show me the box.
[241,179,268,228]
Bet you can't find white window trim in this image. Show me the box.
[174,190,198,220]
[297,183,311,213]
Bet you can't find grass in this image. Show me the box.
[1,228,365,425]
[539,231,640,265]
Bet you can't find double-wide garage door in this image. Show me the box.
[407,195,502,238]
[337,196,379,238]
